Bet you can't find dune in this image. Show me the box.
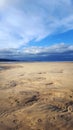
[0,62,73,130]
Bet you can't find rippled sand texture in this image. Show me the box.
[0,62,73,130]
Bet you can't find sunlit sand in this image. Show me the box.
[0,62,73,130]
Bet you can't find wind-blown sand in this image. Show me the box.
[0,62,73,130]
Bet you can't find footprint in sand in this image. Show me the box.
[10,80,17,87]
[68,105,73,112]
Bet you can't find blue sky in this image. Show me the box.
[0,0,73,61]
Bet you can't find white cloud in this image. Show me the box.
[0,0,7,8]
[0,0,73,49]
[22,43,73,55]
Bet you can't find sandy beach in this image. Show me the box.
[0,62,73,130]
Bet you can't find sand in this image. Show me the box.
[0,62,73,130]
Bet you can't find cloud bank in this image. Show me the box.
[0,0,73,49]
[0,43,73,61]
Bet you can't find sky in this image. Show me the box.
[0,0,73,61]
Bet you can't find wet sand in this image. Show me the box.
[0,62,73,130]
